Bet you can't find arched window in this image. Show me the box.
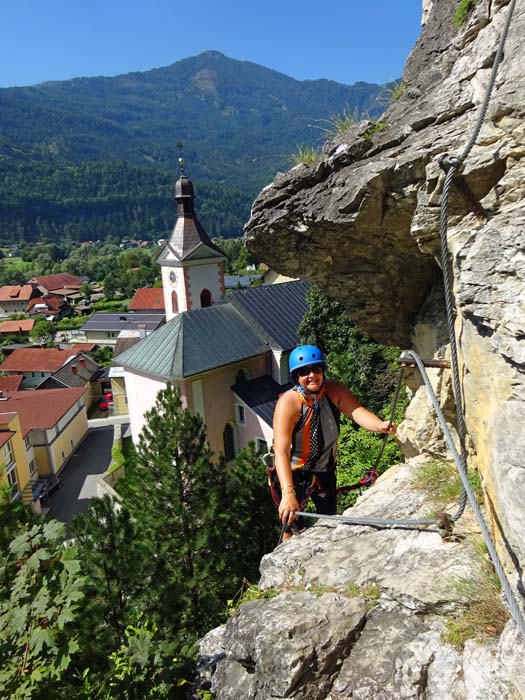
[200,288,212,308]
[223,423,235,461]
[171,290,179,314]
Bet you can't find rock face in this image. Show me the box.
[197,458,525,699]
[195,1,525,697]
[245,0,525,567]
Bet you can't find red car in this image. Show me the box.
[98,392,114,410]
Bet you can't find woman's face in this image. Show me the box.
[296,364,324,393]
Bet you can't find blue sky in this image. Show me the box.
[1,0,423,88]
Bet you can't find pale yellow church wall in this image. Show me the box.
[191,354,269,458]
[234,398,273,454]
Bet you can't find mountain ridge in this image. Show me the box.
[0,51,387,243]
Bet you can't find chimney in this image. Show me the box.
[71,365,78,375]
[79,357,87,368]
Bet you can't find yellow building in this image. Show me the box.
[0,387,88,479]
[0,411,34,504]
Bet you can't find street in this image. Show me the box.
[44,426,114,526]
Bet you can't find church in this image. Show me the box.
[115,168,309,460]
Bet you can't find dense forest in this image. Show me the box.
[0,161,252,244]
[0,51,389,243]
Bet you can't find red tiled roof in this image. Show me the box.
[128,287,165,311]
[0,319,35,334]
[69,343,96,351]
[1,388,86,436]
[0,430,16,448]
[27,295,65,313]
[0,348,82,372]
[28,273,82,290]
[0,375,23,392]
[0,285,35,302]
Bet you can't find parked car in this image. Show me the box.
[98,392,114,411]
[39,475,63,501]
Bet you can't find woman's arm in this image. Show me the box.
[325,379,397,434]
[273,391,301,525]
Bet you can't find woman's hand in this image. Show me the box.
[378,420,397,435]
[279,492,300,525]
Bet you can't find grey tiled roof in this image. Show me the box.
[232,376,291,427]
[230,280,310,350]
[115,280,310,380]
[81,313,165,333]
[35,352,100,389]
[115,304,268,379]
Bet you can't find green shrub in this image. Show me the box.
[337,416,403,512]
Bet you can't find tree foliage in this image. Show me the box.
[0,520,85,700]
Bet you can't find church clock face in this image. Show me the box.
[169,270,177,286]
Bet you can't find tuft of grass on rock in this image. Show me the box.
[385,80,407,104]
[443,537,510,648]
[363,120,387,141]
[227,579,278,616]
[290,145,321,165]
[319,106,361,137]
[412,457,483,510]
[454,0,480,29]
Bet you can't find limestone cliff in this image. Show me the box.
[196,1,525,697]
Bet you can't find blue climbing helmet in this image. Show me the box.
[288,345,326,375]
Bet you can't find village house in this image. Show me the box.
[27,272,83,295]
[79,312,165,346]
[0,347,99,395]
[0,284,40,317]
[27,293,71,320]
[115,169,309,459]
[127,287,165,314]
[0,387,88,499]
[0,319,35,338]
[0,410,34,505]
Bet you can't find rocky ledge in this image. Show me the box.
[196,457,525,699]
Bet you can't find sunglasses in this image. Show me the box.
[296,364,323,377]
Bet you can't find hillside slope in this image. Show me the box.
[0,51,386,242]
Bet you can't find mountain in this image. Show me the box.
[0,51,387,243]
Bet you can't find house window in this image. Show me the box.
[24,435,31,450]
[255,438,268,455]
[2,440,14,466]
[235,404,246,425]
[200,289,212,308]
[223,424,235,461]
[29,459,37,476]
[172,290,179,314]
[6,464,19,499]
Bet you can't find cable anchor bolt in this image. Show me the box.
[435,511,455,541]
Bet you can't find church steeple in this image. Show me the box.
[159,157,226,321]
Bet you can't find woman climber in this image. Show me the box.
[272,344,397,540]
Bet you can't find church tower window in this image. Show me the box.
[200,289,212,308]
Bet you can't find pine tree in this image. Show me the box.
[124,384,241,640]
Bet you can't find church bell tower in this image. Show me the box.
[159,160,226,322]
